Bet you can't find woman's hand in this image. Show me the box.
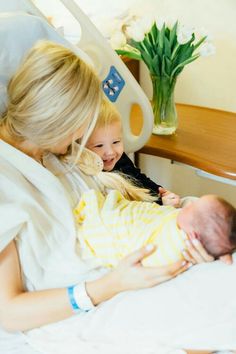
[159,187,181,208]
[182,232,214,264]
[111,245,190,291]
[87,245,190,305]
[182,231,233,265]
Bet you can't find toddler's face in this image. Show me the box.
[86,121,124,171]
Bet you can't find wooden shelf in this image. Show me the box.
[132,103,236,181]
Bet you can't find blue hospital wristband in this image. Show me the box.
[67,282,95,313]
[67,285,80,313]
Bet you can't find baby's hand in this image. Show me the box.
[159,187,181,208]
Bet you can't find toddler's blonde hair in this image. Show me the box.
[95,98,121,129]
[67,146,157,202]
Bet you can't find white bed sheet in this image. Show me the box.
[0,328,40,354]
[1,255,235,354]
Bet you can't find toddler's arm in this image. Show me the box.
[159,187,181,207]
[113,153,162,204]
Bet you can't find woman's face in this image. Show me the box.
[48,121,88,155]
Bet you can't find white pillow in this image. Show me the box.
[0,12,91,114]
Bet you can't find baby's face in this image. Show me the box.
[86,121,124,171]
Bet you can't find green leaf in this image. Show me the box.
[171,53,200,77]
[151,22,158,43]
[169,21,178,49]
[165,27,171,44]
[147,24,157,47]
[161,56,168,77]
[156,44,163,58]
[141,51,155,73]
[172,36,195,68]
[152,54,161,76]
[193,35,207,51]
[129,39,142,51]
[164,37,171,58]
[143,36,155,57]
[115,49,142,61]
[178,45,194,63]
[164,56,172,76]
[170,43,180,61]
[157,23,166,49]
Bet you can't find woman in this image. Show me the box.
[0,40,215,345]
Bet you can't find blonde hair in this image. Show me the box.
[67,146,157,202]
[2,40,155,202]
[1,40,101,149]
[95,98,121,129]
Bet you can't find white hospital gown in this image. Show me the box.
[0,139,105,291]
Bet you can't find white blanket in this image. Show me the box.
[23,255,236,353]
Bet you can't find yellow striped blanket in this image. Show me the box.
[74,189,187,267]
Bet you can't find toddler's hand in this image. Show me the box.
[159,187,181,208]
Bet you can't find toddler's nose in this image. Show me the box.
[105,147,115,157]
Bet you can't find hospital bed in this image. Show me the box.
[0,0,153,153]
[0,1,236,353]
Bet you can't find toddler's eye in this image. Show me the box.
[113,140,120,144]
[94,144,103,148]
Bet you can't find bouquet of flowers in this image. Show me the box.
[110,16,215,134]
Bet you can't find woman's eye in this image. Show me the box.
[113,140,120,144]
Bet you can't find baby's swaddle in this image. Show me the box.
[74,189,187,267]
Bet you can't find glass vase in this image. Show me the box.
[151,75,178,135]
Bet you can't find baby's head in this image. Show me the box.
[177,195,236,258]
[86,99,124,171]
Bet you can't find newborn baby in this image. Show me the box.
[74,190,236,267]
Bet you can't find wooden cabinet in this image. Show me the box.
[132,103,236,182]
[123,57,139,82]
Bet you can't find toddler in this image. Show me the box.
[86,99,180,207]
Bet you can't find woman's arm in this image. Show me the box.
[0,241,73,331]
[0,242,189,332]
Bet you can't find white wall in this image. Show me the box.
[138,0,236,206]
